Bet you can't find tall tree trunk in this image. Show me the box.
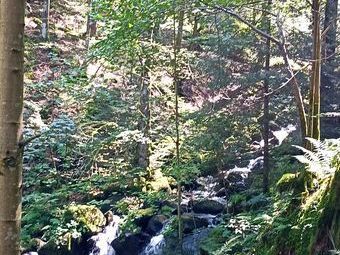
[323,0,338,63]
[0,0,25,254]
[176,9,185,49]
[138,62,150,176]
[85,0,97,49]
[307,0,322,145]
[41,0,50,40]
[263,0,271,193]
[173,1,184,250]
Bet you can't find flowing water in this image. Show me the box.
[88,215,121,255]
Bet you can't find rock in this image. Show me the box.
[215,188,228,197]
[112,232,151,255]
[134,208,155,230]
[181,213,209,234]
[64,205,106,234]
[38,240,71,255]
[146,215,168,235]
[226,172,245,183]
[192,200,224,215]
[171,204,191,215]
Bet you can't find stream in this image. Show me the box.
[24,125,296,255]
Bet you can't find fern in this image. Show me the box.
[293,138,340,176]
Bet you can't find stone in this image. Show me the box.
[181,214,209,234]
[192,200,224,215]
[64,205,106,234]
[146,215,168,235]
[112,232,151,255]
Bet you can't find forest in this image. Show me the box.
[0,0,339,254]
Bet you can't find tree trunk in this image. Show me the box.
[85,0,97,49]
[138,63,150,175]
[307,0,322,145]
[41,0,50,40]
[323,0,338,63]
[176,9,185,49]
[263,0,271,193]
[173,1,184,249]
[0,0,25,254]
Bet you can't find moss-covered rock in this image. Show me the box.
[64,204,106,233]
[276,173,299,193]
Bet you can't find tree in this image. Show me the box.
[0,0,25,254]
[307,0,322,145]
[138,57,151,174]
[262,0,271,193]
[42,0,51,40]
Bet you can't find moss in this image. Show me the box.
[256,170,337,255]
[276,173,299,193]
[64,204,106,233]
[147,176,171,192]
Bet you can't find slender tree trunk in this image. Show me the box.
[263,0,271,193]
[173,1,184,250]
[307,0,322,145]
[0,0,25,254]
[176,9,185,49]
[277,23,307,143]
[41,0,50,40]
[85,0,97,49]
[323,0,338,63]
[138,61,150,176]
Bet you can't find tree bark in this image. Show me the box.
[42,0,51,40]
[263,0,271,194]
[0,0,25,254]
[138,62,150,174]
[307,0,322,145]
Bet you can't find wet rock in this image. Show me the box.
[181,213,209,234]
[171,204,191,215]
[146,215,168,235]
[215,187,228,197]
[226,172,244,183]
[192,199,224,215]
[112,232,151,255]
[134,208,155,230]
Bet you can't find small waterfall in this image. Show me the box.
[88,214,121,255]
[140,221,170,255]
[140,233,166,255]
[272,124,296,145]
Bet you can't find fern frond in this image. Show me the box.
[293,138,340,176]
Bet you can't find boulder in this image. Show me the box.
[181,214,209,234]
[64,205,106,233]
[146,215,168,235]
[112,232,151,255]
[192,200,224,215]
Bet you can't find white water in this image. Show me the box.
[140,222,169,255]
[272,124,296,145]
[89,215,121,255]
[140,233,166,255]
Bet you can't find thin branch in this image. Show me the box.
[254,63,309,101]
[201,2,281,45]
